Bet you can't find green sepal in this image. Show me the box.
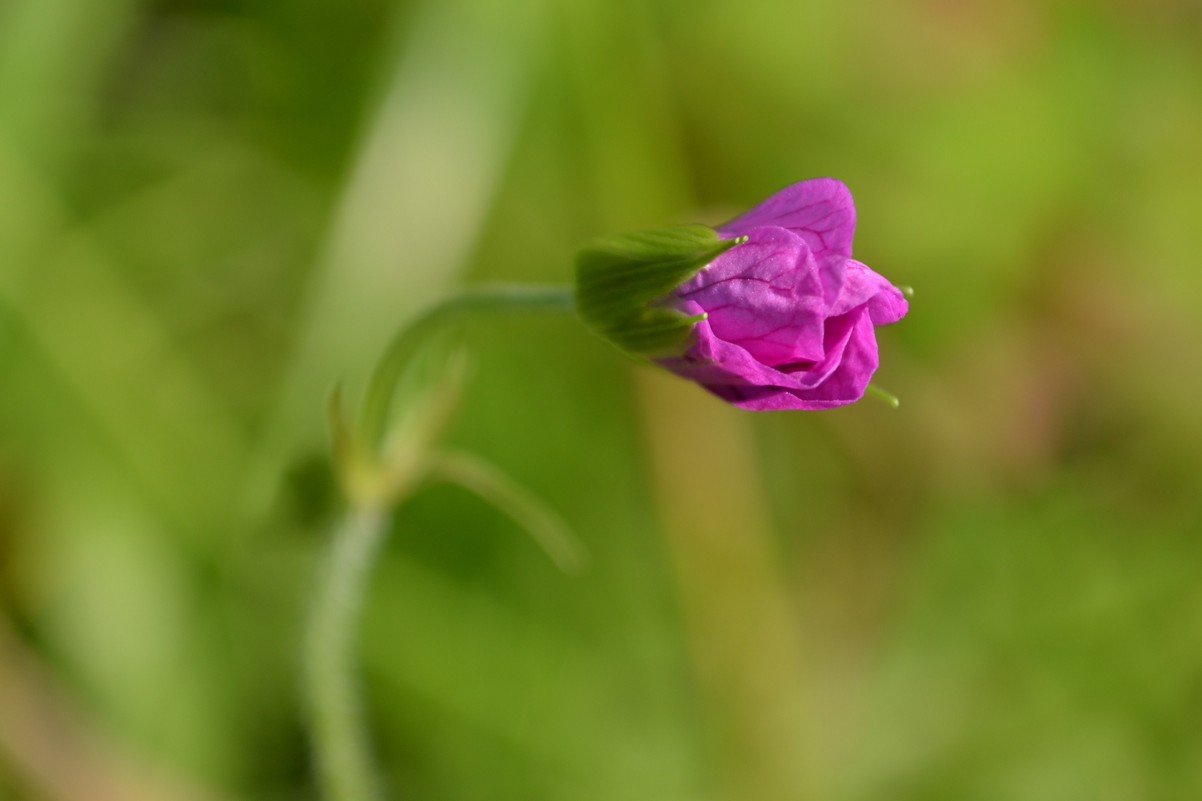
[574,224,744,357]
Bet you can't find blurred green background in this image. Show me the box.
[2,0,1202,799]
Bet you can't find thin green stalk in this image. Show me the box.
[426,450,586,572]
[358,284,575,448]
[307,283,576,801]
[305,505,391,801]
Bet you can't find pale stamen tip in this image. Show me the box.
[866,384,901,408]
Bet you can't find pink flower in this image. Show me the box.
[656,179,908,410]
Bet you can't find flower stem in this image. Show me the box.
[358,284,575,449]
[307,283,575,801]
[305,505,391,801]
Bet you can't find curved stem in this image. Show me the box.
[425,450,586,572]
[305,505,391,801]
[358,284,575,448]
[307,283,575,801]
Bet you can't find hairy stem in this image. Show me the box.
[305,505,391,801]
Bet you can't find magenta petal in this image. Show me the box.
[783,310,861,390]
[715,178,856,259]
[657,304,801,392]
[675,227,825,365]
[658,309,880,410]
[826,259,909,324]
[779,312,879,407]
[867,284,908,326]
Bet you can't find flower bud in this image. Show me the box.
[575,179,909,411]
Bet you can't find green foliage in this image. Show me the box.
[2,0,1202,800]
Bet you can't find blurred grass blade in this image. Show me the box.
[241,0,552,526]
